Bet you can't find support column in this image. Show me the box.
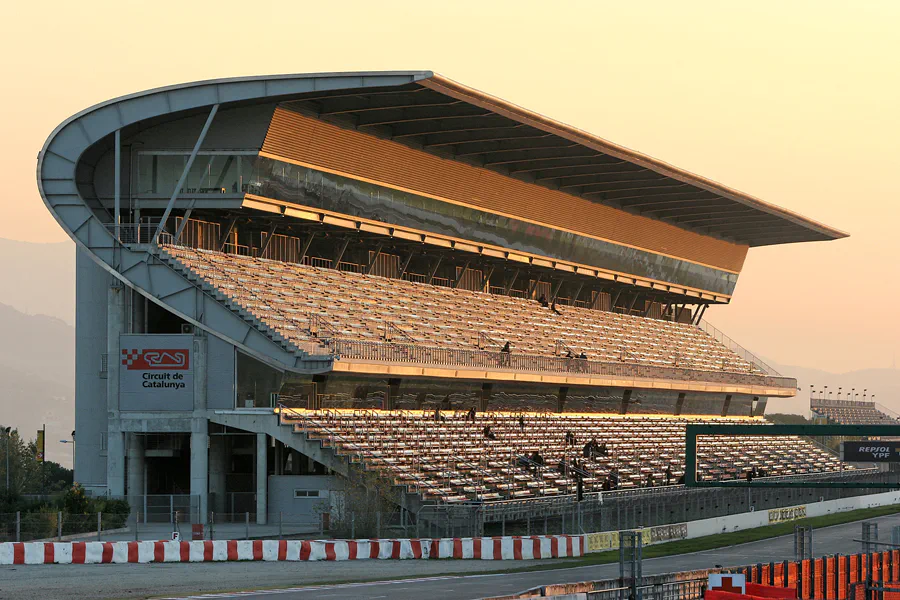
[191,335,209,523]
[191,423,209,524]
[106,429,125,497]
[256,433,268,525]
[208,435,227,514]
[126,433,145,504]
[106,284,126,497]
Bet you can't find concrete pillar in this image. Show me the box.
[209,435,227,514]
[256,433,267,525]
[191,335,209,523]
[106,284,127,497]
[191,422,209,524]
[106,429,125,497]
[126,433,145,503]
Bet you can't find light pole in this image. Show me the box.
[3,427,10,492]
[59,430,75,473]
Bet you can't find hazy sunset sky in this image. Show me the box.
[2,1,898,374]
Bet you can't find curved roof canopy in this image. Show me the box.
[273,72,845,247]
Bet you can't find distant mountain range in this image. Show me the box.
[0,301,74,466]
[763,359,900,417]
[0,238,74,325]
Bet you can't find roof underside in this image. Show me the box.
[274,74,846,247]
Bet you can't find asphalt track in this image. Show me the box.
[1,513,896,600]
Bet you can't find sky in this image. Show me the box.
[1,0,898,374]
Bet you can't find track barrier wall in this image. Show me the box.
[0,534,583,565]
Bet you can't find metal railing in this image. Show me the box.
[699,319,780,376]
[317,337,797,390]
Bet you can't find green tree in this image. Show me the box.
[0,426,72,496]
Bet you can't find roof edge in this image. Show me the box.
[419,73,849,243]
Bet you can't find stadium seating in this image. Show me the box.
[280,409,846,503]
[810,402,897,425]
[161,245,763,374]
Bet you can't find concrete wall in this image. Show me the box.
[74,248,110,493]
[207,335,235,410]
[686,489,900,539]
[267,475,340,522]
[586,489,900,553]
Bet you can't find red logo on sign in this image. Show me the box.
[121,349,189,370]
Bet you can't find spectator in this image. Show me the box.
[538,293,549,308]
[441,395,452,411]
[518,414,526,432]
[646,472,654,487]
[530,450,544,475]
[565,430,576,446]
[483,425,496,441]
[602,477,612,491]
[566,349,574,359]
[551,300,562,316]
[500,341,511,367]
[582,439,595,459]
[466,407,476,423]
[434,406,445,423]
[746,469,754,483]
[665,465,673,486]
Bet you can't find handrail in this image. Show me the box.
[699,319,780,376]
[317,337,797,390]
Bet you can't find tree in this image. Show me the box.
[0,426,72,496]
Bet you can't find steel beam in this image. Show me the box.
[114,129,121,242]
[332,238,351,269]
[365,242,385,275]
[152,104,219,245]
[258,222,279,257]
[425,255,443,285]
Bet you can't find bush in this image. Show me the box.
[62,483,89,515]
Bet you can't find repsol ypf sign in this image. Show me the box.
[842,441,900,462]
[119,334,194,411]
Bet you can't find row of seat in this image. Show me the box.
[162,245,763,374]
[281,410,847,503]
[811,404,897,425]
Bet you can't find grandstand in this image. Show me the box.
[810,398,898,425]
[37,71,854,529]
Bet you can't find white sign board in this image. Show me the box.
[120,334,194,411]
[708,573,746,595]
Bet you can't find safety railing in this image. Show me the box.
[699,319,780,376]
[319,337,798,390]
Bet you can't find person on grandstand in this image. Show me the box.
[518,414,526,431]
[466,407,476,422]
[538,293,549,308]
[551,300,562,315]
[500,341,511,367]
[483,425,496,440]
[565,430,577,446]
[530,450,544,469]
[582,439,594,458]
[665,465,673,486]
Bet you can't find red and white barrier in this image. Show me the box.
[0,535,583,565]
